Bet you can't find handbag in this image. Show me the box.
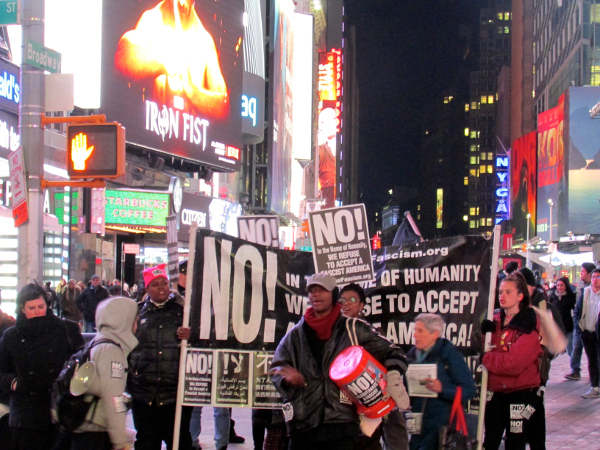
[438,387,477,450]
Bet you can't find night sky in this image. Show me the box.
[344,0,479,221]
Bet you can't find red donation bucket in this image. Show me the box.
[329,345,396,419]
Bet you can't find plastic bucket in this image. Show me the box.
[329,345,396,419]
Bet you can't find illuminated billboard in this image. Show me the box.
[317,50,341,209]
[268,0,295,214]
[536,94,564,241]
[564,86,600,235]
[100,0,244,170]
[511,131,537,242]
[495,154,510,226]
[436,188,443,228]
[104,190,169,227]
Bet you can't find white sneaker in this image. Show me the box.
[582,387,600,399]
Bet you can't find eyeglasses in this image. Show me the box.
[339,296,359,305]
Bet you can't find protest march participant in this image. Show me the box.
[482,272,543,450]
[71,296,138,450]
[127,264,193,450]
[339,283,409,450]
[270,273,409,450]
[0,283,83,449]
[405,313,475,450]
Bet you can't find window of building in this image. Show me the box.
[471,101,478,109]
[504,12,510,20]
[488,95,494,103]
[469,220,476,229]
[464,127,469,136]
[481,153,487,161]
[465,103,470,112]
[470,169,478,177]
[470,145,478,152]
[464,177,468,186]
[469,207,476,215]
[481,95,488,104]
[486,218,493,226]
[470,131,478,138]
[470,156,479,164]
[504,26,510,34]
[480,165,486,173]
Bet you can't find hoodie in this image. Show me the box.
[76,296,139,448]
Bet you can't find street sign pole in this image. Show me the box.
[17,0,45,288]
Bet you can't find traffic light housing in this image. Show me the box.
[67,122,126,179]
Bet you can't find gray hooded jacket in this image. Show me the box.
[76,296,139,448]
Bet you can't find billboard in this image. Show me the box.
[104,190,169,227]
[536,94,565,241]
[101,0,244,170]
[317,50,342,209]
[268,0,295,214]
[564,87,600,235]
[511,131,537,242]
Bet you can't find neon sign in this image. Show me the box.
[495,155,510,224]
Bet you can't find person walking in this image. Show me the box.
[339,283,409,450]
[482,272,544,450]
[405,313,476,450]
[576,268,600,399]
[71,296,139,450]
[270,273,409,450]
[59,279,82,323]
[565,262,596,380]
[0,283,83,449]
[548,277,576,356]
[77,274,110,332]
[127,264,194,450]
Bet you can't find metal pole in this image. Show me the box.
[526,213,531,268]
[17,0,45,288]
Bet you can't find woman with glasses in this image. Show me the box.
[339,283,409,450]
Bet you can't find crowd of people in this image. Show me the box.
[0,259,597,450]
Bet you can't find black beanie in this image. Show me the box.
[518,267,536,287]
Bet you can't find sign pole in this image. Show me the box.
[17,0,45,289]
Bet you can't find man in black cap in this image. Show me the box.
[565,262,597,380]
[76,274,110,332]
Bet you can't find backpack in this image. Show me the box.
[51,338,121,431]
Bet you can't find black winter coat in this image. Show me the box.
[77,285,110,322]
[127,294,184,406]
[548,289,576,333]
[0,312,83,429]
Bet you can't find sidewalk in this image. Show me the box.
[133,352,600,449]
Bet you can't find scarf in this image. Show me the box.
[304,303,341,340]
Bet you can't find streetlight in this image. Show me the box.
[526,213,531,268]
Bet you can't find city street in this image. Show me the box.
[139,352,600,449]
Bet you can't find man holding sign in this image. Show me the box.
[269,272,409,449]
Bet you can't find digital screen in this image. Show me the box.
[100,0,244,170]
[511,131,537,242]
[104,189,169,227]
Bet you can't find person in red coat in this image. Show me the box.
[481,272,543,450]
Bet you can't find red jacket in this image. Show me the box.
[483,307,543,393]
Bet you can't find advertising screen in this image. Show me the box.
[104,190,169,227]
[511,131,537,242]
[565,86,600,235]
[268,0,295,215]
[101,0,244,170]
[536,94,564,241]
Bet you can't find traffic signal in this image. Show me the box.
[66,122,126,179]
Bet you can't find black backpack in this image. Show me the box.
[51,338,121,431]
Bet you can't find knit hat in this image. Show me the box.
[582,262,597,274]
[306,272,337,292]
[143,264,169,288]
[518,267,536,287]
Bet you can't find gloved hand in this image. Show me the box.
[481,319,495,334]
[359,415,382,437]
[386,370,410,410]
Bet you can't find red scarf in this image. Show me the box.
[304,303,342,340]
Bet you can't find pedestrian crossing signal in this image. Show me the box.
[67,123,126,179]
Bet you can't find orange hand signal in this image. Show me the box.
[71,133,94,170]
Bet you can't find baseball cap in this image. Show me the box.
[91,274,100,280]
[179,260,188,274]
[306,272,337,293]
[143,264,169,288]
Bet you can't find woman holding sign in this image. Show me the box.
[404,313,475,450]
[482,272,543,450]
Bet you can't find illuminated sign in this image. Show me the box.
[495,155,510,224]
[101,0,243,171]
[104,190,169,227]
[241,95,257,126]
[66,123,125,179]
[318,52,337,101]
[436,188,443,228]
[0,59,20,114]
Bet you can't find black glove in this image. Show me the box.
[481,319,495,334]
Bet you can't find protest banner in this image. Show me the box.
[181,229,493,409]
[308,204,375,284]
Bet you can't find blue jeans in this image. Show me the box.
[83,320,96,333]
[189,407,230,449]
[571,327,583,373]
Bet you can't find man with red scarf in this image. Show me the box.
[270,273,409,450]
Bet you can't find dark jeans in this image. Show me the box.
[70,432,112,450]
[581,330,600,387]
[10,426,58,450]
[132,400,193,450]
[483,388,544,450]
[570,326,584,373]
